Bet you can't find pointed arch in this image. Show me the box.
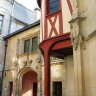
[16,67,38,96]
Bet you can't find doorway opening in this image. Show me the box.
[22,71,37,96]
[53,81,62,96]
[9,82,13,96]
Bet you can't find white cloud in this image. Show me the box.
[15,0,38,11]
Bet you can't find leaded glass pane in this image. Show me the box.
[31,37,38,52]
[24,39,30,53]
[49,0,59,14]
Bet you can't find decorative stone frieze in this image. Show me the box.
[69,16,86,50]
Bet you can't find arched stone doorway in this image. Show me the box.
[16,67,38,96]
[22,70,37,96]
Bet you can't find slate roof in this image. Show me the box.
[4,20,40,39]
[13,1,35,24]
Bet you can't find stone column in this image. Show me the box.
[70,15,83,96]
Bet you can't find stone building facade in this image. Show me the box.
[3,20,40,96]
[0,0,12,78]
[3,20,74,96]
[70,0,96,96]
[3,0,96,96]
[37,0,96,96]
[0,0,39,94]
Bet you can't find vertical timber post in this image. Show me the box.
[44,50,50,96]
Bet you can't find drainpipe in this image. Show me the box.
[0,40,8,96]
[8,0,15,34]
[39,52,42,96]
[8,13,12,34]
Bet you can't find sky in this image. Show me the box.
[16,0,39,11]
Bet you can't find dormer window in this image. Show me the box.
[48,0,59,14]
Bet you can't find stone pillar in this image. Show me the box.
[69,0,87,95]
[70,18,83,96]
[73,43,83,96]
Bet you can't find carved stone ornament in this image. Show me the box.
[70,15,86,50]
[71,34,82,50]
[36,56,41,63]
[29,60,33,64]
[23,61,27,67]
[14,61,18,66]
[71,34,86,50]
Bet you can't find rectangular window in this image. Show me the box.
[23,36,38,54]
[24,39,30,53]
[0,15,3,34]
[31,36,38,52]
[53,81,62,96]
[48,0,59,14]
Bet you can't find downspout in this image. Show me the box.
[0,40,8,96]
[8,0,15,34]
[8,13,12,34]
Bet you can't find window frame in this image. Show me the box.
[23,34,38,54]
[24,39,30,54]
[31,36,38,52]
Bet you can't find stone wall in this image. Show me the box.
[41,55,74,96]
[70,0,96,96]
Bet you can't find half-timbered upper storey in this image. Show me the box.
[38,0,73,41]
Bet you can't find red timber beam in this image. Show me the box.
[39,33,72,96]
[67,0,73,15]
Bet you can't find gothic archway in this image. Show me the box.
[22,70,37,96]
[16,67,38,96]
